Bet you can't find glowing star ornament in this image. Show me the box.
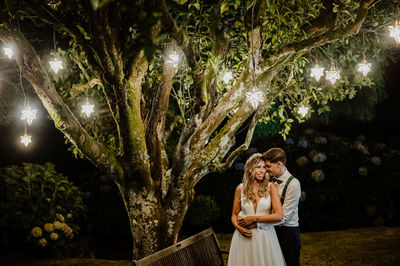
[81,101,95,117]
[166,52,180,67]
[47,0,61,10]
[310,64,325,81]
[246,89,264,109]
[49,58,63,73]
[388,20,400,44]
[20,134,32,147]
[222,71,233,83]
[298,106,309,117]
[357,59,372,76]
[20,108,37,125]
[325,65,341,84]
[3,47,14,59]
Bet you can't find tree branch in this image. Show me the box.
[0,28,125,181]
[146,43,179,182]
[159,0,196,69]
[261,0,375,71]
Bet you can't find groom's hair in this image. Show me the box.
[262,148,286,165]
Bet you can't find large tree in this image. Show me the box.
[0,0,396,259]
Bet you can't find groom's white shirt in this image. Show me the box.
[274,169,301,227]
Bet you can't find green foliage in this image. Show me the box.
[185,194,221,227]
[0,163,85,249]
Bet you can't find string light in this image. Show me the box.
[222,71,233,83]
[310,63,325,81]
[246,88,264,109]
[81,99,94,117]
[357,58,372,76]
[20,133,32,147]
[3,47,14,59]
[20,107,37,125]
[49,58,63,73]
[325,64,341,84]
[46,0,61,10]
[246,0,264,110]
[167,52,180,67]
[388,20,400,44]
[49,26,63,73]
[298,106,309,117]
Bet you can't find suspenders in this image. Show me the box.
[280,176,294,204]
[270,176,294,214]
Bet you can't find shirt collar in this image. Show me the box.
[277,169,291,182]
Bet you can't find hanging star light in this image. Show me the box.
[81,100,95,117]
[49,58,63,73]
[222,71,233,83]
[298,106,309,117]
[3,47,14,59]
[357,59,372,76]
[20,133,32,147]
[325,65,341,84]
[388,20,400,44]
[46,0,62,9]
[246,89,264,109]
[310,63,325,81]
[20,107,37,125]
[167,52,180,67]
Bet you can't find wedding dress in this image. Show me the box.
[228,184,286,266]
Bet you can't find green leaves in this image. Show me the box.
[0,163,85,247]
[173,0,188,5]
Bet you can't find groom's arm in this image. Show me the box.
[275,179,301,226]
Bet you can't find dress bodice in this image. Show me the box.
[240,184,271,216]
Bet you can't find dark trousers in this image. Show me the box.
[275,226,301,266]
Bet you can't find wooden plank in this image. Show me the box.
[133,228,224,266]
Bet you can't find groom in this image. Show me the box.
[262,148,301,266]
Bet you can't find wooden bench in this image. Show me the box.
[133,228,227,266]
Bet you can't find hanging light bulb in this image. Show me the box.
[222,71,233,83]
[167,52,180,67]
[388,20,400,44]
[298,105,309,117]
[310,63,325,81]
[357,58,372,76]
[246,87,264,109]
[3,47,14,59]
[81,99,95,117]
[20,133,32,147]
[46,0,61,10]
[325,64,341,84]
[49,58,63,73]
[20,107,37,125]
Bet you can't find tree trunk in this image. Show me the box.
[119,180,190,259]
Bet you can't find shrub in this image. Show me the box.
[185,195,220,227]
[0,162,85,250]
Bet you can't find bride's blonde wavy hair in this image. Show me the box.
[242,153,269,203]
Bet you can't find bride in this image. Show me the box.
[228,153,286,266]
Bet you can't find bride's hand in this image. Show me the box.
[237,226,252,238]
[238,216,254,227]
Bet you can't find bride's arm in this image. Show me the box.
[238,183,283,226]
[231,185,252,238]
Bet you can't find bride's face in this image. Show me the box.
[253,160,266,181]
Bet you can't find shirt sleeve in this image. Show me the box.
[275,178,301,226]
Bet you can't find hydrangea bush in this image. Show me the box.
[190,130,400,233]
[0,162,85,251]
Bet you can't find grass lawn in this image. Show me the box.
[1,226,399,265]
[217,226,400,265]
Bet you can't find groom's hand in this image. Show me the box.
[238,216,254,227]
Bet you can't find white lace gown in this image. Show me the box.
[228,185,286,266]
